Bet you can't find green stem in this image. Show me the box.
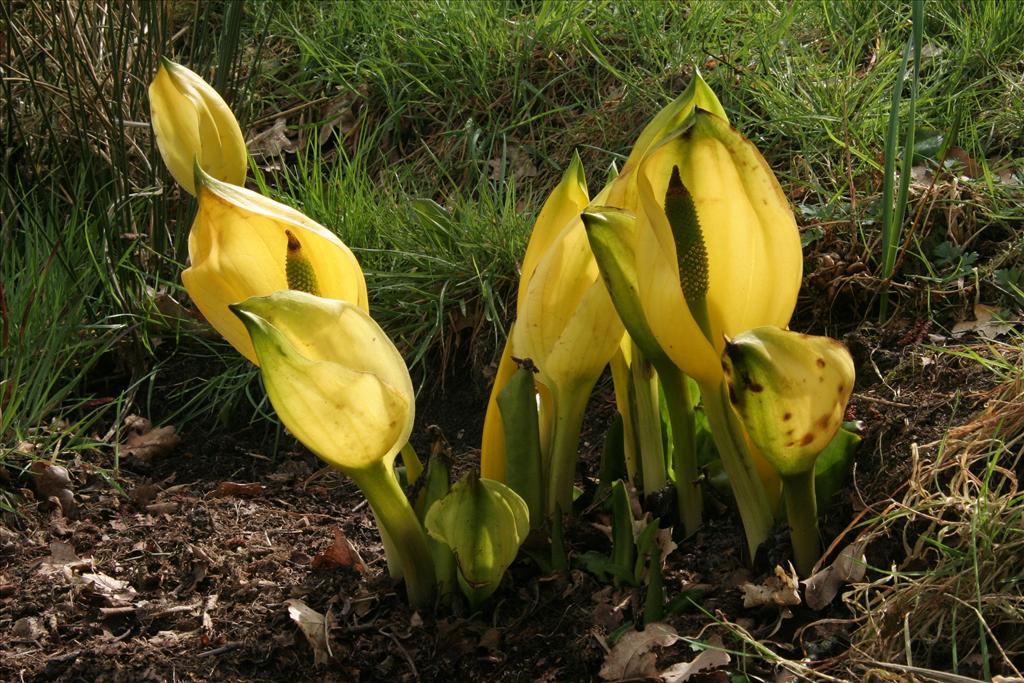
[546,381,595,518]
[657,363,701,537]
[781,469,820,576]
[349,459,436,608]
[700,380,774,562]
[632,349,667,496]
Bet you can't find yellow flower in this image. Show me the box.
[633,110,803,386]
[149,58,247,195]
[480,153,592,482]
[231,290,435,606]
[511,198,624,514]
[230,291,411,472]
[723,326,855,477]
[184,166,367,364]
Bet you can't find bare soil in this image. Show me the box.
[0,320,1000,682]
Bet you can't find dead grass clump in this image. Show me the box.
[844,379,1024,680]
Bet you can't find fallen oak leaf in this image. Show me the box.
[803,540,867,610]
[38,541,86,576]
[30,462,76,516]
[120,416,180,463]
[311,527,365,573]
[285,598,332,665]
[741,564,801,609]
[79,572,137,606]
[661,635,731,683]
[599,622,681,681]
[951,304,1016,340]
[211,481,266,498]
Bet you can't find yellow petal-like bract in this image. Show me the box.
[518,152,591,309]
[511,215,624,395]
[634,110,803,385]
[149,58,247,195]
[185,167,368,363]
[723,326,855,476]
[231,291,413,472]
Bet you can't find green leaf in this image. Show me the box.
[814,423,862,510]
[497,365,544,528]
[425,473,529,608]
[610,480,636,586]
[582,208,667,365]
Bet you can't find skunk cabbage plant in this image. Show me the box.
[149,58,247,195]
[186,166,367,363]
[231,291,434,607]
[723,326,855,574]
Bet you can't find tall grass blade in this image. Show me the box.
[878,0,924,320]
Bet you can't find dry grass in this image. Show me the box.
[842,377,1024,680]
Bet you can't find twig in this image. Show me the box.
[197,641,243,658]
[379,628,419,683]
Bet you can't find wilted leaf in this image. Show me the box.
[951,304,1015,340]
[661,635,731,682]
[599,622,680,681]
[38,541,83,576]
[803,540,867,610]
[212,482,266,498]
[741,564,801,608]
[81,572,137,606]
[285,598,332,665]
[311,528,366,573]
[120,416,181,463]
[13,616,47,640]
[30,462,75,515]
[489,145,537,183]
[130,483,161,508]
[248,117,296,157]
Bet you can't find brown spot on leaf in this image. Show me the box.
[800,433,815,446]
[838,384,845,395]
[783,412,792,421]
[816,358,826,368]
[749,383,763,393]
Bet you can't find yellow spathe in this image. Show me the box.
[231,291,412,472]
[149,58,247,195]
[184,167,367,364]
[634,111,802,385]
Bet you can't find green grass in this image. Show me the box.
[2,0,1022,442]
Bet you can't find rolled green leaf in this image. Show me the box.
[425,473,529,608]
[497,365,544,528]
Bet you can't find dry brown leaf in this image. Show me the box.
[212,481,266,498]
[951,304,1015,340]
[803,540,867,610]
[30,462,75,515]
[599,622,680,681]
[13,616,47,640]
[120,416,180,463]
[80,572,137,606]
[661,635,731,682]
[741,564,801,608]
[285,598,332,665]
[489,145,538,183]
[311,528,366,573]
[38,541,83,576]
[248,117,296,157]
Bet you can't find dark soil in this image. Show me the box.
[0,322,999,682]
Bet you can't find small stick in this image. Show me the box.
[197,641,243,658]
